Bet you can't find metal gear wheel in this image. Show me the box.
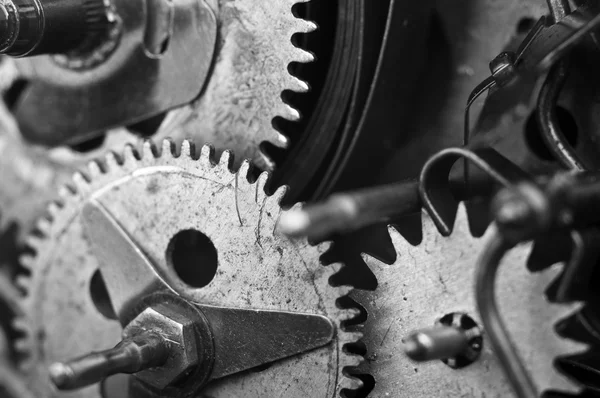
[157,0,316,170]
[0,0,316,259]
[12,140,362,397]
[352,204,587,397]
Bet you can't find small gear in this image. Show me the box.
[353,204,587,396]
[13,140,362,397]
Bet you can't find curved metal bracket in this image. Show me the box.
[419,147,530,236]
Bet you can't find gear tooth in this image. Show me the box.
[14,334,32,353]
[180,140,195,159]
[23,235,44,251]
[338,306,360,321]
[277,132,291,148]
[289,76,310,93]
[87,159,104,177]
[47,201,62,219]
[142,140,159,159]
[104,151,122,170]
[11,317,29,335]
[315,240,332,255]
[15,274,31,293]
[341,350,364,369]
[340,374,365,392]
[387,225,411,249]
[35,218,52,236]
[254,171,270,196]
[218,150,234,171]
[199,145,215,168]
[295,19,318,34]
[289,46,315,63]
[327,262,344,277]
[277,103,301,122]
[72,171,91,191]
[271,185,288,205]
[238,160,252,182]
[122,143,140,165]
[161,138,176,158]
[57,185,76,204]
[336,284,353,298]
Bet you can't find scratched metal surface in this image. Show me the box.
[16,141,362,397]
[353,205,586,397]
[157,0,316,171]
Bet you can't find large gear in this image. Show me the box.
[13,140,362,397]
[352,204,587,396]
[0,0,316,255]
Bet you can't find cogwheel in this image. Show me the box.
[158,0,316,170]
[0,252,33,398]
[0,111,139,253]
[353,204,587,397]
[13,139,362,397]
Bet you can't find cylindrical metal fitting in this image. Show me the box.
[404,326,470,362]
[0,0,107,56]
[49,332,169,391]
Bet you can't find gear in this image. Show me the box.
[157,0,315,170]
[0,0,316,257]
[12,139,362,397]
[0,247,32,398]
[352,204,587,396]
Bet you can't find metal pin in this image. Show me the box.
[49,332,169,391]
[279,180,421,242]
[404,326,471,362]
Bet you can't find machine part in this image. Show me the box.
[49,331,169,391]
[464,0,600,144]
[0,255,33,398]
[419,147,530,236]
[13,140,362,397]
[0,100,144,265]
[352,204,587,397]
[155,0,317,170]
[279,180,421,242]
[10,0,218,146]
[404,313,483,368]
[0,0,108,56]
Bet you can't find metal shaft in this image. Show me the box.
[49,332,169,391]
[279,180,421,242]
[404,326,470,362]
[0,0,107,56]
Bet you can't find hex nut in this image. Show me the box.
[123,303,200,390]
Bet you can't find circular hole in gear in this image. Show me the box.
[524,106,578,161]
[436,312,483,369]
[166,229,218,288]
[89,269,117,320]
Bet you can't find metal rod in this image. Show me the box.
[475,230,538,398]
[537,60,585,171]
[279,180,421,242]
[404,326,470,362]
[49,333,169,391]
[538,0,585,171]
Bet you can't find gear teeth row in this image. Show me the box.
[14,139,363,396]
[349,203,589,397]
[258,0,317,169]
